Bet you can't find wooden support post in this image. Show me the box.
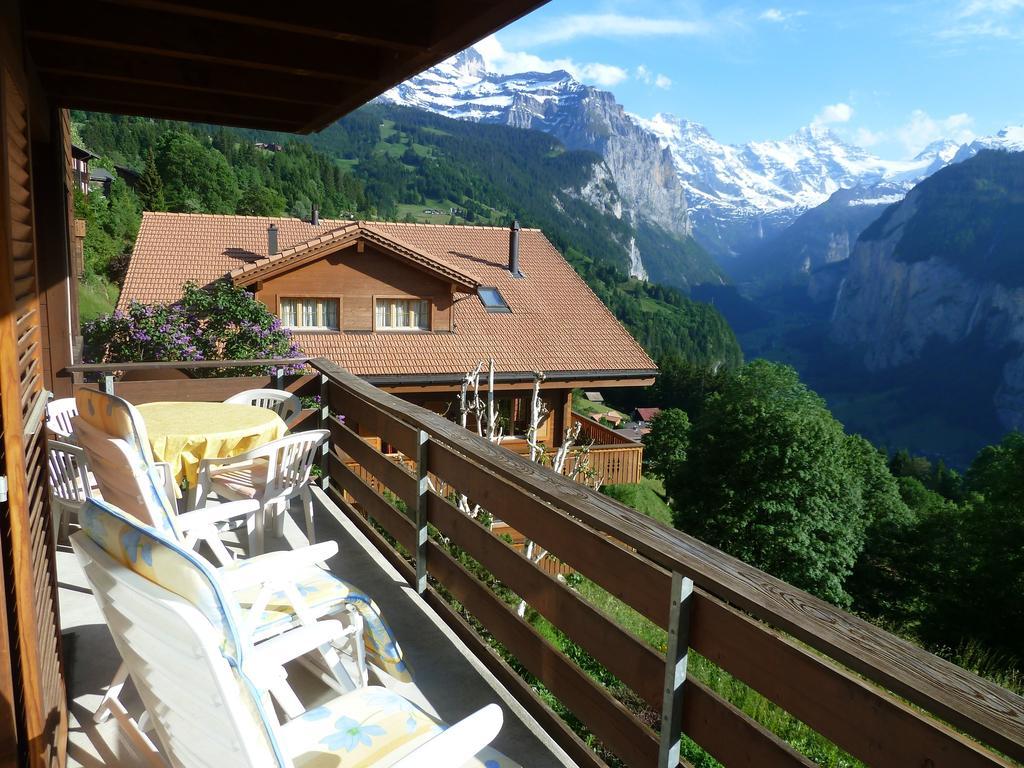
[274,366,284,391]
[319,374,329,490]
[659,571,694,768]
[103,374,114,395]
[414,429,429,594]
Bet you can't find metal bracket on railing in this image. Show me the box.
[414,429,429,594]
[658,571,694,768]
[319,373,329,490]
[102,374,115,395]
[274,366,284,391]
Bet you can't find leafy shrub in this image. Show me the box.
[83,280,301,375]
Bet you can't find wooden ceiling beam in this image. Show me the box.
[104,0,444,52]
[24,3,392,82]
[42,75,308,131]
[32,45,347,107]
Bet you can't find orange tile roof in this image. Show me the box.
[119,212,657,380]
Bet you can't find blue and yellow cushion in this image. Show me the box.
[226,556,412,683]
[80,498,242,661]
[74,388,178,535]
[282,687,521,768]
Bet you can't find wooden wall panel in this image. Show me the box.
[256,243,452,332]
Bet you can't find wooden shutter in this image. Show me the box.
[0,65,67,768]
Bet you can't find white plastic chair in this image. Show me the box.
[70,500,511,768]
[46,397,79,438]
[225,388,302,429]
[72,389,410,719]
[46,439,97,541]
[194,430,328,551]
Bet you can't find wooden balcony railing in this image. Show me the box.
[569,414,644,485]
[64,358,1024,768]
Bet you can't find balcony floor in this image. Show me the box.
[57,487,576,768]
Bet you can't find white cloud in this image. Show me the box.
[635,65,673,89]
[813,102,854,126]
[475,36,628,87]
[511,13,710,46]
[939,0,1024,37]
[852,127,887,148]
[896,110,975,154]
[759,8,807,23]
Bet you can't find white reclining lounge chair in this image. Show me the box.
[72,389,410,718]
[71,498,516,768]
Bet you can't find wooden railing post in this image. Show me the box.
[274,366,284,391]
[319,373,329,490]
[659,572,694,768]
[414,429,429,595]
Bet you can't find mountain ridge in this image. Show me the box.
[383,48,1024,262]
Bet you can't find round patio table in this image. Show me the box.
[136,401,287,488]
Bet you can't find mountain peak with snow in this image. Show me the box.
[381,52,1023,256]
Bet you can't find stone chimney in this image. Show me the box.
[311,206,319,226]
[509,219,522,277]
[267,223,278,255]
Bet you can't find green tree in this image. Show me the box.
[642,408,690,481]
[237,180,286,216]
[154,131,239,214]
[75,175,142,282]
[918,432,1024,663]
[136,147,165,211]
[669,360,868,605]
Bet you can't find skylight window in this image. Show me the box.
[478,286,510,313]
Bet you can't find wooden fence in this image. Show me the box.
[314,356,1024,768]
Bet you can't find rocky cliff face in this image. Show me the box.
[830,188,1024,430]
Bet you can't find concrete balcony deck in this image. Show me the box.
[57,488,575,768]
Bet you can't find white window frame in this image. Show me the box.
[278,296,341,331]
[374,297,431,332]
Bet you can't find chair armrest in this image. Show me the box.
[250,620,352,669]
[154,461,177,500]
[175,500,261,531]
[388,704,503,768]
[218,541,339,591]
[197,445,269,475]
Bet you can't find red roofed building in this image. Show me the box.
[118,212,657,454]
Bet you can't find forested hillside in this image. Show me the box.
[75,107,740,368]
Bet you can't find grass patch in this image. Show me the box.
[572,390,628,422]
[601,478,672,526]
[79,274,119,322]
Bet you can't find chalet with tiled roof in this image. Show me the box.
[119,212,656,456]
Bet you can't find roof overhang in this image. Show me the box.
[24,0,550,133]
[230,224,480,292]
[365,369,660,393]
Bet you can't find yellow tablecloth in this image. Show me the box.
[137,401,287,487]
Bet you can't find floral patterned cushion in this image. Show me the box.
[226,557,413,683]
[281,687,521,768]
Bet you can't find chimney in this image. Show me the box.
[509,219,522,277]
[311,206,319,226]
[267,223,278,255]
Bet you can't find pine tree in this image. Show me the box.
[137,148,164,211]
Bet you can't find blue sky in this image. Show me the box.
[475,0,1024,158]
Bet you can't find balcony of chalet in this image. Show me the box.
[1,1,1023,766]
[53,358,1024,768]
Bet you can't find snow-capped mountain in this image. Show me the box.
[383,48,1023,265]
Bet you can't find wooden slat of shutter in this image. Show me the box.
[0,65,67,768]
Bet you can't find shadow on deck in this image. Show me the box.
[57,488,575,768]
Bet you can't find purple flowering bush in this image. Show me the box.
[83,281,302,376]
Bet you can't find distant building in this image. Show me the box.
[633,407,662,425]
[583,390,604,403]
[255,141,284,152]
[71,144,96,194]
[614,424,650,443]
